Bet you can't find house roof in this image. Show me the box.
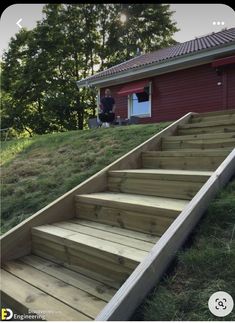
[77,28,235,87]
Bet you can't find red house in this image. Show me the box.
[77,28,235,123]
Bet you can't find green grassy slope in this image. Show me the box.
[1,123,168,234]
[133,178,235,321]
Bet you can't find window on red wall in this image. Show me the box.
[128,82,152,117]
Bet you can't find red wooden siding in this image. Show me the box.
[100,62,235,123]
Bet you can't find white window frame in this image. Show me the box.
[128,82,152,118]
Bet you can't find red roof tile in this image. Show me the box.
[78,28,235,85]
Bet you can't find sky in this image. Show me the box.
[0,4,235,58]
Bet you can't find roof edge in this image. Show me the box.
[77,42,235,88]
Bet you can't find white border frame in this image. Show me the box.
[128,81,152,118]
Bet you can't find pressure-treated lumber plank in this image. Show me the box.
[96,149,235,321]
[76,203,176,236]
[2,260,106,319]
[108,178,203,200]
[162,137,235,150]
[32,238,132,284]
[142,149,232,157]
[108,169,213,182]
[191,113,235,124]
[177,124,235,135]
[70,219,159,244]
[20,254,117,302]
[142,149,231,171]
[52,221,155,252]
[191,108,235,119]
[108,169,211,200]
[178,117,235,129]
[167,132,235,141]
[32,225,148,264]
[76,192,187,213]
[1,269,90,321]
[31,225,148,284]
[1,112,192,263]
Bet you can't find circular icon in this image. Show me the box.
[208,291,234,317]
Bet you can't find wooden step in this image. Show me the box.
[108,169,212,200]
[177,118,235,135]
[162,135,235,150]
[32,223,150,285]
[190,110,235,123]
[1,268,91,321]
[2,257,111,319]
[165,132,235,141]
[142,149,231,171]
[52,220,156,252]
[75,192,188,236]
[192,108,235,119]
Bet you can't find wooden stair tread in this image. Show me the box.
[76,192,188,212]
[52,220,156,252]
[142,149,231,157]
[109,168,213,177]
[32,224,148,263]
[164,132,235,141]
[2,259,106,319]
[1,268,90,321]
[178,118,235,129]
[192,108,235,118]
[19,254,117,302]
[69,218,159,244]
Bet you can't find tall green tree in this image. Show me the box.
[1,4,178,136]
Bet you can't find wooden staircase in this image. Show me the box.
[1,109,235,321]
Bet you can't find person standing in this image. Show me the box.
[99,89,116,127]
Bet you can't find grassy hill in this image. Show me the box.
[1,123,168,234]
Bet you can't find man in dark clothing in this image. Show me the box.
[99,89,116,127]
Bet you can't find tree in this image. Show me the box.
[1,4,178,136]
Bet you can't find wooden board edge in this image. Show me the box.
[0,112,193,262]
[95,148,235,321]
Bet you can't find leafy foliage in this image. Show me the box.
[1,4,178,136]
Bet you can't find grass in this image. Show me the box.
[132,178,235,321]
[1,122,169,234]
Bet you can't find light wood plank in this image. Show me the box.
[177,124,235,135]
[178,117,235,129]
[70,219,159,243]
[52,221,155,252]
[1,269,90,321]
[76,203,175,236]
[142,149,232,157]
[142,150,230,171]
[191,108,235,119]
[108,177,204,200]
[162,137,235,150]
[164,132,235,141]
[76,192,188,213]
[32,225,148,264]
[32,239,131,284]
[3,260,106,319]
[20,255,117,302]
[109,169,212,182]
